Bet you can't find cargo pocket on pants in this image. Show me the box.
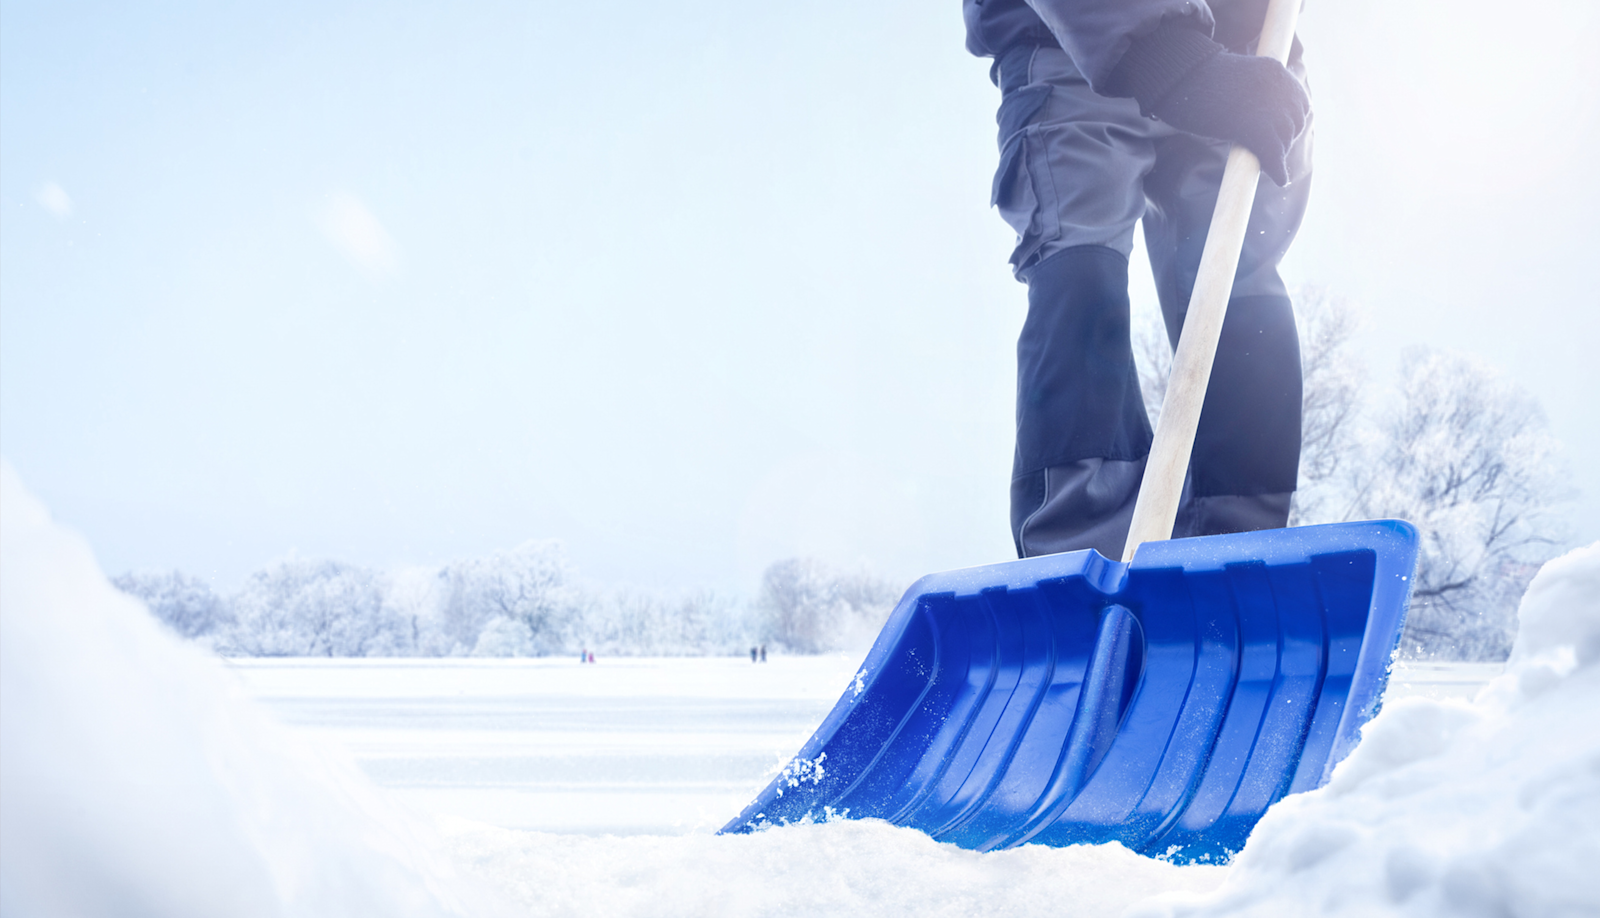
[992,84,1056,276]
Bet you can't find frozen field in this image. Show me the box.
[227,654,1503,838]
[227,654,865,836]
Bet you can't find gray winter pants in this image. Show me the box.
[992,43,1312,559]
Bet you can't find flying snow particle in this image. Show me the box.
[35,182,73,220]
[317,191,398,277]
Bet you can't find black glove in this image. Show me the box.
[1106,17,1309,185]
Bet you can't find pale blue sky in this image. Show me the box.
[4,0,1596,593]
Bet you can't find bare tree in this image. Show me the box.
[1347,348,1572,659]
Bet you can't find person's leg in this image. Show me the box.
[1141,56,1313,537]
[1010,246,1150,558]
[990,45,1161,558]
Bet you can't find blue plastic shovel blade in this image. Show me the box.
[720,520,1417,862]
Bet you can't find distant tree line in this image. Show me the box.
[1137,287,1573,660]
[120,288,1572,664]
[113,546,904,659]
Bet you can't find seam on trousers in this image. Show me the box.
[1017,466,1051,555]
[1028,124,1064,263]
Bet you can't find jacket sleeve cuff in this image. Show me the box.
[1104,16,1223,113]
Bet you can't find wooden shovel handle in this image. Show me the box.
[1119,0,1303,562]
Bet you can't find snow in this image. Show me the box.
[0,463,496,917]
[4,459,1598,917]
[224,655,867,836]
[441,820,1220,918]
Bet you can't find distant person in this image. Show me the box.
[580,648,588,664]
[587,651,596,664]
[964,0,1312,557]
[751,646,758,663]
[759,645,767,663]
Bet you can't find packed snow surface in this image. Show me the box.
[224,655,1501,841]
[227,654,870,836]
[3,460,1598,916]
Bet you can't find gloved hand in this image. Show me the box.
[1106,17,1309,185]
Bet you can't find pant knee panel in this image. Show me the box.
[1014,245,1153,478]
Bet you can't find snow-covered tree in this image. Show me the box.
[757,558,900,654]
[223,559,407,657]
[556,585,757,658]
[1346,348,1571,660]
[471,617,539,657]
[381,566,450,656]
[112,570,230,639]
[609,591,697,656]
[438,540,573,656]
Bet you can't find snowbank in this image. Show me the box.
[1131,542,1600,918]
[0,463,496,917]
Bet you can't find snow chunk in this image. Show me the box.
[0,462,495,918]
[1129,542,1600,918]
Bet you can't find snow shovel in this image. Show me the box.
[722,0,1418,863]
